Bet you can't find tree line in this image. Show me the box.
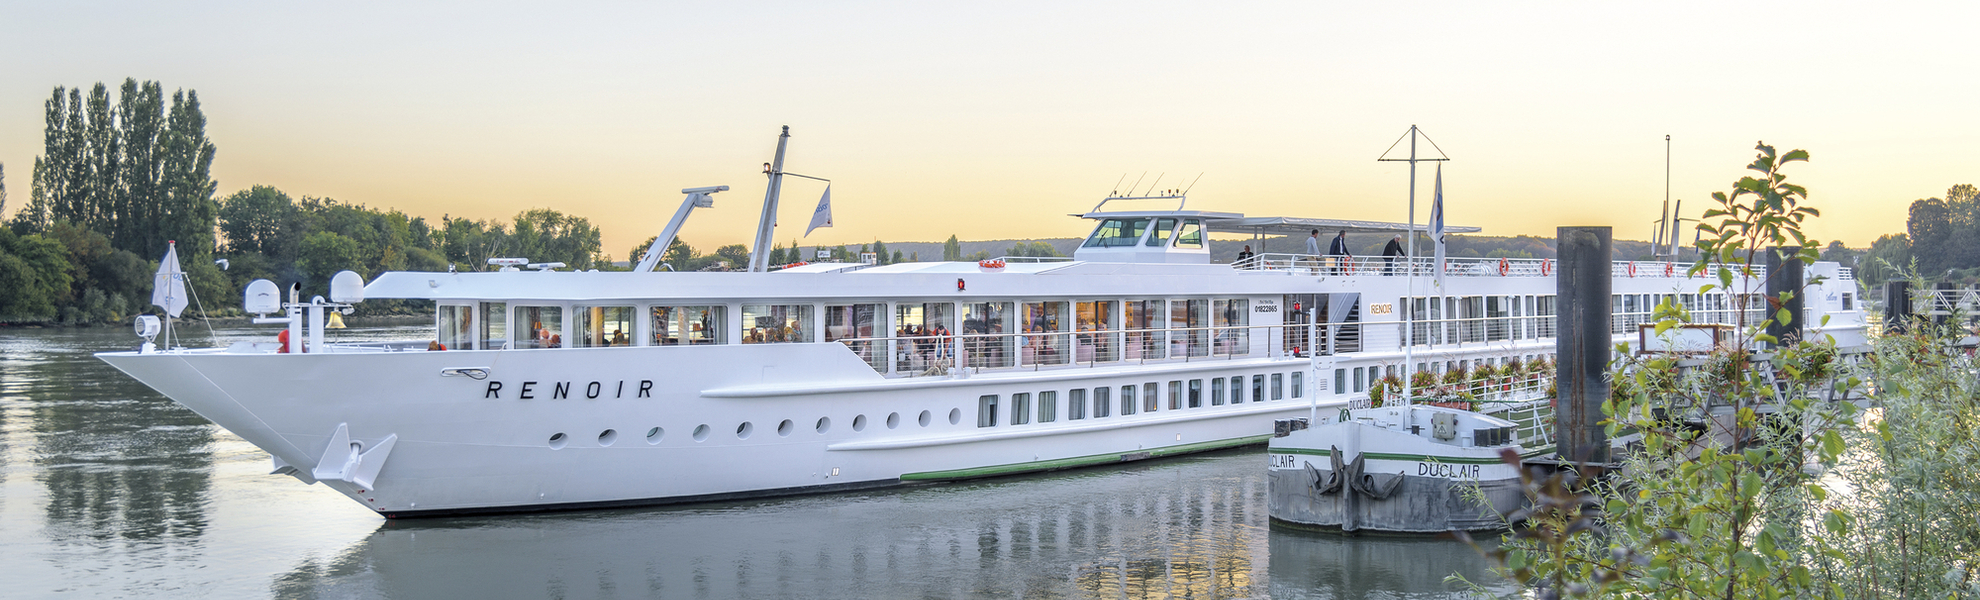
[1,80,604,325]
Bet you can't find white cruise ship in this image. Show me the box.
[97,192,1869,517]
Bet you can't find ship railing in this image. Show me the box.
[993,256,1076,264]
[860,322,1297,377]
[1232,254,1768,281]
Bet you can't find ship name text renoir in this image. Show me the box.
[483,380,656,399]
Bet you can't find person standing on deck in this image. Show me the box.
[1327,230,1351,275]
[1305,230,1322,274]
[1382,234,1405,275]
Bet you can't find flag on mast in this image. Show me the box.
[1430,165,1447,290]
[805,185,833,237]
[152,241,189,318]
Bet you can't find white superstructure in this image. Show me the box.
[97,195,1869,517]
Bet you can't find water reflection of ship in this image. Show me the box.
[274,452,1273,599]
[1267,528,1515,598]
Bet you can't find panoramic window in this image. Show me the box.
[1020,301,1069,366]
[437,305,471,350]
[1125,300,1164,360]
[515,305,564,349]
[1075,300,1119,363]
[963,302,1015,369]
[895,302,954,374]
[1213,299,1248,355]
[1171,299,1208,357]
[651,305,725,345]
[1082,218,1151,248]
[825,303,882,370]
[742,304,814,344]
[478,302,508,350]
[574,306,635,348]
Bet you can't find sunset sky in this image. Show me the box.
[2,1,1974,259]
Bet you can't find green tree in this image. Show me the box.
[872,239,890,264]
[219,185,295,256]
[157,88,218,257]
[943,235,962,261]
[296,230,362,283]
[0,227,74,321]
[714,244,749,269]
[891,250,904,264]
[1860,233,1911,287]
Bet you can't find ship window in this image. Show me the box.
[1272,373,1284,400]
[437,305,471,350]
[515,305,564,349]
[1230,376,1245,404]
[1010,393,1030,425]
[886,412,900,429]
[1075,300,1119,363]
[651,305,726,346]
[742,304,814,344]
[1169,381,1183,410]
[825,303,882,371]
[918,410,932,427]
[479,302,508,350]
[1145,218,1178,247]
[574,306,635,348]
[853,414,867,431]
[963,302,1015,369]
[1120,385,1137,415]
[1212,377,1226,405]
[1213,299,1249,356]
[1067,389,1086,420]
[1174,220,1203,249]
[1353,368,1364,393]
[1188,379,1203,408]
[1038,391,1058,422]
[1253,374,1265,402]
[1335,369,1346,395]
[1842,292,1853,310]
[1125,300,1164,360]
[1082,218,1151,248]
[1145,382,1161,412]
[1171,299,1208,357]
[949,407,962,425]
[1291,372,1303,398]
[894,302,954,374]
[547,432,567,450]
[978,395,998,427]
[1020,301,1070,366]
[1093,386,1111,417]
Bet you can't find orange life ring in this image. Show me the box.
[1496,258,1510,276]
[1627,262,1638,278]
[1663,262,1675,277]
[1540,259,1553,277]
[978,259,1006,269]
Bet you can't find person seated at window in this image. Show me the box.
[611,331,628,346]
[428,340,447,351]
[548,334,562,348]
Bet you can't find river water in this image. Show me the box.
[0,323,1512,599]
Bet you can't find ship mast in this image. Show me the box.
[1378,125,1449,403]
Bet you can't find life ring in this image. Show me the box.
[1663,262,1675,277]
[1496,258,1510,276]
[1627,262,1638,278]
[978,259,1006,270]
[1540,259,1553,277]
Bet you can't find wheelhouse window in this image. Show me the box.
[1021,301,1069,366]
[895,302,954,375]
[1082,218,1150,248]
[1075,300,1118,363]
[516,306,564,349]
[1213,299,1249,355]
[652,305,725,345]
[743,304,814,344]
[1145,218,1178,247]
[574,306,635,348]
[437,305,471,350]
[825,303,882,371]
[479,302,507,350]
[963,302,1014,369]
[1173,220,1203,249]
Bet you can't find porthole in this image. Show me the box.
[548,432,568,450]
[598,429,618,447]
[947,408,962,425]
[737,421,754,439]
[814,417,831,434]
[918,410,932,427]
[692,424,710,442]
[777,419,794,437]
[852,414,868,432]
[886,412,900,429]
[645,427,664,444]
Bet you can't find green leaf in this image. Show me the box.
[1740,472,1763,499]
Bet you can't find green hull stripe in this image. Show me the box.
[899,434,1272,482]
[1273,444,1556,465]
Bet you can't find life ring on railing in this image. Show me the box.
[1627,262,1638,278]
[1662,262,1675,277]
[978,259,1007,270]
[781,261,809,270]
[1540,259,1553,277]
[1496,258,1510,276]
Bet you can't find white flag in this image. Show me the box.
[1430,165,1447,290]
[805,185,833,237]
[152,241,189,318]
